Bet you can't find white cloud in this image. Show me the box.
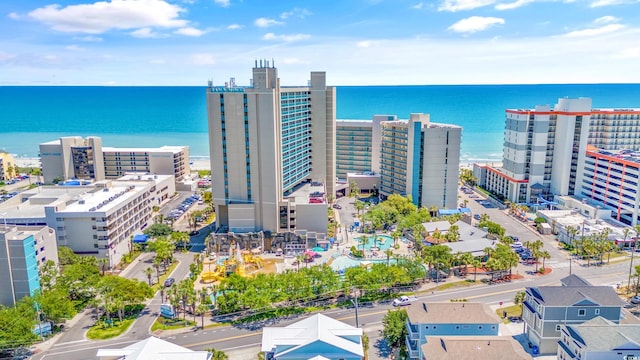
[616,47,640,58]
[449,16,505,33]
[227,24,243,30]
[495,0,534,10]
[357,40,380,48]
[190,53,216,65]
[65,45,83,51]
[590,0,640,7]
[280,8,311,19]
[130,27,162,38]
[73,35,104,42]
[149,58,166,64]
[262,33,310,42]
[214,0,231,7]
[594,15,619,23]
[8,12,20,20]
[174,27,207,36]
[411,2,425,9]
[563,23,625,37]
[439,0,496,12]
[28,0,187,34]
[254,17,284,28]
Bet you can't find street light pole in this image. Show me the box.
[351,286,359,328]
[628,239,636,293]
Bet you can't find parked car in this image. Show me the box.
[631,296,640,304]
[392,296,412,307]
[473,214,482,220]
[332,204,342,209]
[164,278,175,287]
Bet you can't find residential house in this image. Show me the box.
[405,302,501,359]
[558,316,640,360]
[421,336,531,360]
[523,285,625,355]
[261,313,364,359]
[560,274,592,287]
[96,336,211,360]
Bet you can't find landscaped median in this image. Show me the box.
[86,318,135,340]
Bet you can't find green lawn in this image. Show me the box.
[151,317,195,331]
[86,318,134,340]
[434,280,480,291]
[151,261,179,292]
[495,304,522,323]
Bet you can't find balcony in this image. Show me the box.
[406,338,419,359]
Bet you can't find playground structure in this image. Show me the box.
[200,242,264,283]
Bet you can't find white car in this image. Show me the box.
[630,296,640,304]
[392,296,411,307]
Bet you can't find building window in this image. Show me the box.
[556,324,561,331]
[595,309,600,315]
[578,309,586,316]
[455,326,460,330]
[478,326,483,330]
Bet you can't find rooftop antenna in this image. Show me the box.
[260,59,263,67]
[272,58,275,68]
[255,59,258,68]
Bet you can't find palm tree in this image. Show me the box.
[628,226,640,292]
[539,250,551,271]
[204,348,229,360]
[384,249,394,266]
[566,226,579,246]
[197,303,209,329]
[144,267,154,286]
[514,291,526,317]
[98,258,109,276]
[357,235,368,254]
[471,259,482,282]
[391,230,402,247]
[459,252,474,277]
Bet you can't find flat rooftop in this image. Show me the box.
[286,182,327,205]
[588,148,640,166]
[537,209,626,239]
[102,145,186,153]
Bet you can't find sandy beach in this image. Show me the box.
[14,157,213,171]
[14,156,492,173]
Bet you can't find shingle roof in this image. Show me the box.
[565,316,640,351]
[406,302,501,325]
[560,274,592,287]
[420,336,531,359]
[422,221,451,234]
[528,286,626,306]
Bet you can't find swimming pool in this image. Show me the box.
[361,234,394,251]
[330,255,398,271]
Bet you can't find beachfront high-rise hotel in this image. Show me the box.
[207,62,336,233]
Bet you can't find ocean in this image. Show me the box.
[2,84,640,163]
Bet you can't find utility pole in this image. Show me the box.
[352,286,359,328]
[628,239,636,293]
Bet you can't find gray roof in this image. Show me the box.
[444,238,495,257]
[528,286,626,307]
[421,336,531,360]
[565,316,640,351]
[454,220,488,241]
[422,221,451,234]
[406,302,501,325]
[560,274,592,287]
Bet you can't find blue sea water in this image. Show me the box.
[2,84,640,162]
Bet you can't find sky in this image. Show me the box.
[2,0,640,86]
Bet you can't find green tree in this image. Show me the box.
[205,348,229,360]
[171,231,190,249]
[349,181,360,198]
[514,291,526,317]
[144,267,154,286]
[143,223,173,238]
[33,289,75,324]
[382,309,408,350]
